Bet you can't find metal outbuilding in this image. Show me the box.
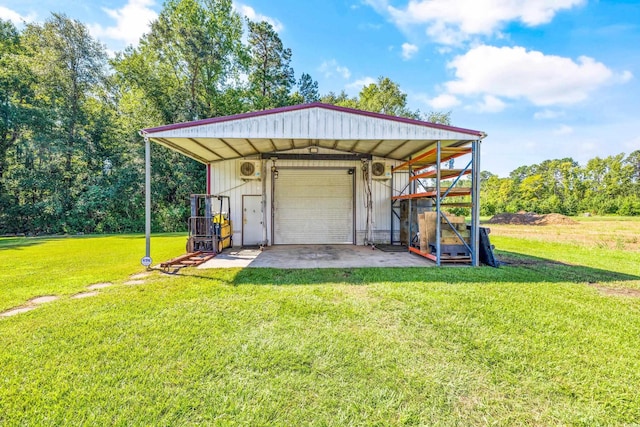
[140,102,486,265]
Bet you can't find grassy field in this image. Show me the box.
[1,218,640,425]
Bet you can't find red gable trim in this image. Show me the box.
[141,102,484,137]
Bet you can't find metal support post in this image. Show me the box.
[408,158,413,249]
[143,137,152,268]
[471,140,481,266]
[435,141,441,266]
[366,160,373,245]
[390,169,394,244]
[261,160,268,247]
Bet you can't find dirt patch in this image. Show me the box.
[487,212,577,226]
[130,272,151,279]
[124,279,145,286]
[590,284,640,298]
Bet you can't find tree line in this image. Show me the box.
[480,153,640,216]
[0,0,444,235]
[2,0,635,236]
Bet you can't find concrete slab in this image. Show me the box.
[199,245,434,269]
[197,248,263,269]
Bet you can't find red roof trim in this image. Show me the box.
[141,102,483,137]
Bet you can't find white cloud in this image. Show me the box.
[534,109,565,120]
[553,125,574,135]
[623,137,640,152]
[476,95,506,113]
[319,60,351,79]
[426,93,460,109]
[0,6,36,25]
[618,70,634,83]
[346,77,377,90]
[235,2,283,32]
[401,42,418,60]
[445,45,621,106]
[385,0,585,45]
[88,0,158,47]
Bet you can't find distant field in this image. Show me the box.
[1,218,640,425]
[486,216,640,252]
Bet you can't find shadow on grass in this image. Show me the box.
[0,236,63,250]
[173,250,639,287]
[120,232,187,240]
[0,233,188,251]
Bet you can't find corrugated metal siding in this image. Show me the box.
[208,148,406,246]
[208,158,264,245]
[273,169,353,244]
[152,107,476,142]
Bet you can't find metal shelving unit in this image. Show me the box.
[391,140,481,266]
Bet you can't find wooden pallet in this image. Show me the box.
[160,251,216,273]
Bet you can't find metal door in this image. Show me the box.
[242,195,263,246]
[273,168,354,244]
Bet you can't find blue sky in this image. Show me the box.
[2,0,639,176]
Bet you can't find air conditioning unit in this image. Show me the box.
[238,160,262,180]
[371,161,391,180]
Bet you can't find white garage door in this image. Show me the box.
[274,168,354,244]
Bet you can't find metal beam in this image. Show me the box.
[436,140,441,267]
[369,139,386,156]
[471,140,481,266]
[218,138,243,158]
[382,139,412,158]
[145,137,151,265]
[348,140,361,152]
[156,138,209,164]
[244,138,260,155]
[187,138,224,160]
[260,153,372,161]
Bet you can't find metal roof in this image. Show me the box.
[140,102,486,164]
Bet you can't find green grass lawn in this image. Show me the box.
[1,221,640,425]
[0,233,186,312]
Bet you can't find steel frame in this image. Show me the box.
[390,140,482,266]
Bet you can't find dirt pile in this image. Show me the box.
[487,212,578,225]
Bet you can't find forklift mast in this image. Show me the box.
[187,194,233,254]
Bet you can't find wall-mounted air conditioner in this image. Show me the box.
[238,160,262,180]
[371,161,391,180]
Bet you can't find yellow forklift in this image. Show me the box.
[186,194,233,254]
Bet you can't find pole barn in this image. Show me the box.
[141,103,486,266]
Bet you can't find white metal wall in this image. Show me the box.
[207,147,408,246]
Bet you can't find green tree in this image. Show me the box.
[247,20,295,110]
[1,14,111,233]
[320,76,450,123]
[296,72,319,103]
[0,19,33,181]
[319,90,358,109]
[424,111,451,125]
[140,0,247,121]
[113,0,248,231]
[357,77,420,118]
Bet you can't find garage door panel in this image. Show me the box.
[274,169,354,244]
